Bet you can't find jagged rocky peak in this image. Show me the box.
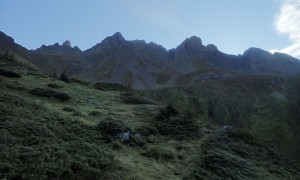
[130,39,147,46]
[175,36,205,54]
[243,47,272,57]
[187,36,202,44]
[73,46,81,51]
[148,41,166,50]
[180,36,203,47]
[112,32,125,41]
[53,43,60,47]
[84,32,127,54]
[104,32,126,43]
[34,41,81,54]
[0,31,15,44]
[63,40,71,47]
[39,44,47,49]
[205,44,218,52]
[95,32,127,49]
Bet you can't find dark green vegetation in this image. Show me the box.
[0,54,300,179]
[145,75,300,161]
[30,88,70,101]
[187,130,299,179]
[0,91,114,179]
[0,68,21,78]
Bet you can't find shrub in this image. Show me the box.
[201,149,255,179]
[142,147,176,161]
[187,131,300,179]
[47,83,63,89]
[3,50,14,61]
[155,107,202,139]
[0,93,115,179]
[134,126,158,136]
[130,133,146,147]
[59,72,69,83]
[96,118,131,141]
[94,82,131,91]
[72,111,85,117]
[62,107,75,112]
[157,106,179,119]
[121,92,156,105]
[0,142,114,180]
[0,68,21,78]
[30,88,70,101]
[69,78,91,86]
[89,111,102,116]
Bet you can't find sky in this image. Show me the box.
[0,0,299,58]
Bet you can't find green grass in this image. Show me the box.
[1,57,299,179]
[0,92,114,179]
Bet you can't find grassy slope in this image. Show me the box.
[0,57,299,179]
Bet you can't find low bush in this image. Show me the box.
[155,107,202,139]
[0,93,115,179]
[89,111,102,117]
[121,92,156,105]
[157,106,179,119]
[72,111,85,117]
[134,126,158,136]
[30,88,70,101]
[142,146,176,161]
[69,78,91,86]
[187,131,300,179]
[62,107,75,112]
[130,133,146,147]
[47,83,63,89]
[96,117,131,141]
[94,82,131,91]
[0,68,21,78]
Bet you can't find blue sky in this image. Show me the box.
[0,0,299,58]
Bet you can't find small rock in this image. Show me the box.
[119,132,130,142]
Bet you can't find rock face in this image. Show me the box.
[63,40,71,47]
[1,31,300,89]
[175,36,205,56]
[206,44,218,52]
[0,31,29,58]
[34,42,81,55]
[80,32,176,88]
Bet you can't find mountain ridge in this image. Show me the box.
[1,31,300,89]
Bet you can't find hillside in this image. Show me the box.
[1,31,300,89]
[1,51,300,179]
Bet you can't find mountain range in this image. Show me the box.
[1,31,300,88]
[1,30,300,179]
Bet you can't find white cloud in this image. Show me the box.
[272,0,300,59]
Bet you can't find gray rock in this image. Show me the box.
[206,44,218,52]
[63,40,71,47]
[119,132,130,142]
